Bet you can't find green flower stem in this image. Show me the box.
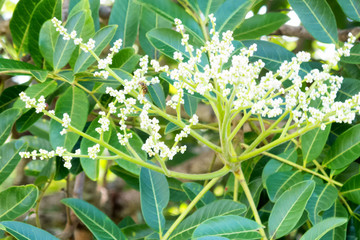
[234,168,268,240]
[233,173,239,201]
[339,194,360,222]
[162,177,220,240]
[253,147,343,187]
[228,110,252,141]
[74,82,107,112]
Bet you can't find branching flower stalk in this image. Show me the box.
[17,14,360,239]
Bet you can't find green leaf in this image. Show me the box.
[0,108,21,145]
[139,8,171,59]
[301,124,331,163]
[321,199,348,239]
[13,80,57,112]
[140,167,169,232]
[9,0,41,54]
[300,217,347,240]
[0,221,59,240]
[337,0,360,21]
[170,199,246,240]
[239,178,264,219]
[49,86,89,150]
[109,128,146,175]
[262,147,297,187]
[137,0,204,43]
[0,85,28,113]
[89,0,100,31]
[16,109,43,133]
[68,0,95,42]
[288,0,338,44]
[323,124,360,169]
[182,182,216,209]
[341,44,360,64]
[184,94,198,117]
[53,11,86,70]
[266,171,303,202]
[268,180,315,239]
[234,13,289,40]
[197,237,229,240]
[340,173,360,204]
[305,183,338,224]
[147,28,208,68]
[197,0,225,20]
[0,185,39,221]
[62,198,126,240]
[192,215,262,239]
[28,0,62,66]
[30,70,49,83]
[0,140,28,185]
[39,20,59,67]
[109,0,140,47]
[0,59,39,74]
[336,78,360,102]
[80,116,111,180]
[214,0,253,33]
[74,25,117,73]
[110,165,140,190]
[148,83,166,110]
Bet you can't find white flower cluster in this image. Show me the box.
[94,39,123,79]
[60,113,71,135]
[19,147,76,169]
[95,111,110,134]
[51,17,95,53]
[88,144,100,159]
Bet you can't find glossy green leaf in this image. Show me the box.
[0,59,39,74]
[80,116,111,180]
[337,0,360,21]
[148,83,166,110]
[109,0,140,47]
[300,217,347,240]
[110,165,140,190]
[74,25,117,73]
[137,0,204,43]
[39,20,59,67]
[89,0,100,31]
[262,147,297,186]
[28,0,61,65]
[197,0,224,20]
[341,44,360,64]
[184,94,198,117]
[301,124,331,163]
[321,199,348,239]
[288,0,338,44]
[0,140,28,185]
[139,8,170,59]
[234,13,289,40]
[323,124,360,169]
[266,171,303,202]
[110,48,137,68]
[336,78,360,102]
[268,180,315,239]
[0,85,28,113]
[214,0,253,33]
[62,198,126,240]
[49,86,89,150]
[182,182,216,209]
[140,167,169,232]
[13,80,57,112]
[53,11,86,70]
[68,0,95,42]
[192,215,262,239]
[109,128,146,175]
[197,237,229,240]
[9,0,41,54]
[16,109,43,133]
[170,200,246,240]
[147,28,208,68]
[341,173,360,204]
[30,70,49,83]
[305,183,338,224]
[0,185,39,221]
[0,108,21,145]
[0,221,59,240]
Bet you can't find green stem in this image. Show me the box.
[35,174,54,228]
[228,110,251,141]
[162,177,220,240]
[235,167,268,240]
[233,173,239,202]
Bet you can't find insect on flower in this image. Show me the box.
[139,81,148,96]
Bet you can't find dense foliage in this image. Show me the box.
[1,0,360,239]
